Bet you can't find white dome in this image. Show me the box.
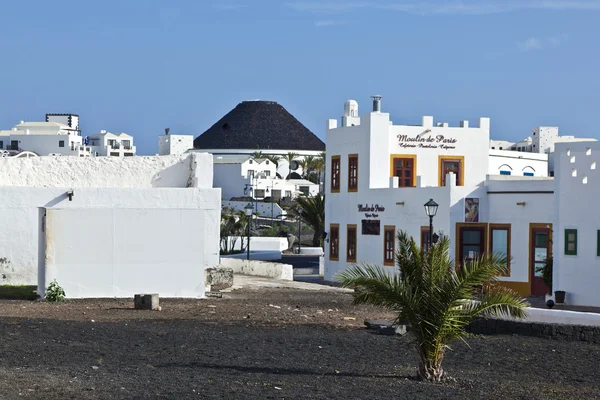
[344,99,359,117]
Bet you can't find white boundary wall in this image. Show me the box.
[220,258,293,281]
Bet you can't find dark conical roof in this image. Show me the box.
[194,101,325,151]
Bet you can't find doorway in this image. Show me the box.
[530,224,552,297]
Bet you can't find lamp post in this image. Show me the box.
[297,208,302,255]
[265,182,275,226]
[244,203,254,260]
[424,198,439,250]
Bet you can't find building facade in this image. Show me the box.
[324,97,557,301]
[158,133,194,156]
[89,131,136,157]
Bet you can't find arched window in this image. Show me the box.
[498,164,512,176]
[522,166,535,177]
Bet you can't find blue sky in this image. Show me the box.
[1,0,599,155]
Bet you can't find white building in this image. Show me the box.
[0,114,92,157]
[553,142,600,306]
[0,153,220,298]
[193,100,326,179]
[158,132,194,156]
[490,126,596,176]
[324,96,559,302]
[89,131,136,157]
[213,155,319,200]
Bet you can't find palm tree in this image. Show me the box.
[337,231,527,382]
[284,152,298,179]
[296,194,325,247]
[265,154,280,168]
[251,151,263,160]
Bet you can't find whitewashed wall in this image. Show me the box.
[0,187,221,289]
[0,153,213,189]
[214,163,248,199]
[44,208,209,298]
[486,178,554,284]
[554,142,600,306]
[158,135,194,156]
[488,149,548,177]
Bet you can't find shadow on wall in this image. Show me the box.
[151,160,191,188]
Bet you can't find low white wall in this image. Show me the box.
[299,247,324,256]
[226,236,288,252]
[503,307,600,328]
[219,258,293,281]
[221,250,282,261]
[0,153,214,189]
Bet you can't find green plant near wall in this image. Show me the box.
[45,280,66,302]
[535,256,553,293]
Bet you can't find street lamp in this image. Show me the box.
[244,203,254,260]
[297,208,302,255]
[424,198,439,250]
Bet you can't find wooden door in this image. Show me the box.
[530,226,551,296]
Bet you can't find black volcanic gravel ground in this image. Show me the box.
[0,289,599,399]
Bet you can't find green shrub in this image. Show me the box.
[45,280,66,302]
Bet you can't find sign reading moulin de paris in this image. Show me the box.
[397,133,457,150]
[358,203,385,218]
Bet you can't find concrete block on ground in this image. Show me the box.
[205,267,234,291]
[134,293,160,310]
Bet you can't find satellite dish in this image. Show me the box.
[290,161,299,170]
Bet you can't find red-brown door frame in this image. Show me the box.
[530,223,552,297]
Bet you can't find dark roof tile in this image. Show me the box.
[194,101,325,151]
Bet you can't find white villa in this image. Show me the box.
[0,114,92,157]
[324,96,600,307]
[90,130,136,157]
[213,155,319,201]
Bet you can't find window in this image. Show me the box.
[392,156,415,187]
[346,225,357,262]
[491,146,495,149]
[490,224,511,276]
[383,226,395,266]
[248,170,254,178]
[565,229,577,255]
[331,156,341,193]
[265,171,270,177]
[524,172,534,177]
[329,224,340,261]
[59,140,65,148]
[348,154,358,192]
[499,147,503,150]
[266,160,269,164]
[0,140,3,149]
[421,226,431,252]
[500,170,511,176]
[285,190,292,198]
[249,160,253,164]
[439,156,464,186]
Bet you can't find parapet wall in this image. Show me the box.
[0,153,213,189]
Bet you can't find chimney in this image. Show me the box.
[371,95,382,112]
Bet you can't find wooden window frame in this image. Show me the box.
[348,154,358,192]
[489,224,511,276]
[564,229,577,256]
[346,224,357,262]
[329,224,340,261]
[438,155,465,187]
[455,222,489,269]
[420,226,431,252]
[389,154,417,188]
[383,225,395,266]
[331,156,341,193]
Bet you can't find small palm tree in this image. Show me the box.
[296,194,325,247]
[284,152,298,179]
[251,151,263,160]
[337,231,527,382]
[303,155,315,177]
